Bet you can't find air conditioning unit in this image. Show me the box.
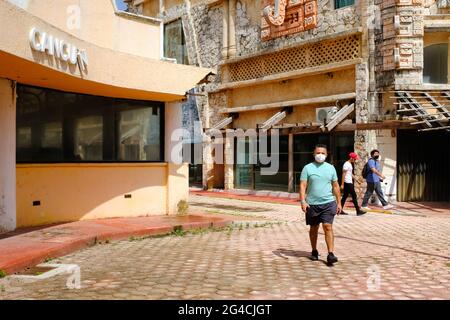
[316,106,339,124]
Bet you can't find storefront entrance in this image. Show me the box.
[234,132,354,193]
[397,130,450,202]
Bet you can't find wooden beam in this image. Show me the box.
[325,103,355,131]
[258,110,288,130]
[335,120,415,131]
[206,117,233,134]
[221,93,356,114]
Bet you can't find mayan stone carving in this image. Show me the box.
[261,0,318,41]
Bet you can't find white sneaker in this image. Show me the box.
[383,204,394,210]
[361,206,370,211]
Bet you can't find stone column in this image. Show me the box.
[0,79,16,232]
[288,133,294,193]
[222,0,229,60]
[224,130,235,190]
[354,62,377,197]
[202,137,214,190]
[229,0,237,58]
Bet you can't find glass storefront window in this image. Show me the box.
[74,116,103,161]
[17,127,32,149]
[16,85,164,163]
[293,133,354,192]
[118,108,161,161]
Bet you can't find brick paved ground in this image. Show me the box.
[1,195,449,300]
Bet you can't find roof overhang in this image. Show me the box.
[0,0,214,102]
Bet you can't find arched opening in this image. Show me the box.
[423,43,448,84]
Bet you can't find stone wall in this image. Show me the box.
[375,0,424,90]
[235,0,361,56]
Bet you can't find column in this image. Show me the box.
[222,0,229,60]
[224,130,235,190]
[229,0,237,58]
[288,133,294,193]
[0,78,16,232]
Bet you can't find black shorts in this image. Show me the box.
[306,201,337,226]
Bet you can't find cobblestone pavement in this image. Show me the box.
[1,195,449,300]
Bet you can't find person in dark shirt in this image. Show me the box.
[361,149,394,211]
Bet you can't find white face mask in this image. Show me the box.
[315,154,327,163]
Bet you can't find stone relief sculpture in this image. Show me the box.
[261,0,318,41]
[263,0,288,26]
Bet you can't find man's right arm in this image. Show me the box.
[299,167,309,213]
[299,180,309,213]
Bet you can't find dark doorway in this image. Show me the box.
[397,130,450,201]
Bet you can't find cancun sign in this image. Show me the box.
[29,27,88,71]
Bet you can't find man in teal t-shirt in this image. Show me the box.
[299,144,342,266]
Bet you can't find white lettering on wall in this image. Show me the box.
[29,27,88,71]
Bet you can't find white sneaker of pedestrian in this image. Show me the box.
[383,204,394,210]
[361,206,370,211]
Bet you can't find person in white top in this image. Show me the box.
[340,152,366,216]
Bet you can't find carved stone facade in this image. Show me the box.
[261,0,319,41]
[129,0,449,201]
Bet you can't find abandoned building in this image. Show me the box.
[127,0,450,203]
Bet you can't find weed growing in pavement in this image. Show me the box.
[44,257,54,263]
[102,221,280,245]
[446,262,450,268]
[0,270,6,278]
[172,226,187,237]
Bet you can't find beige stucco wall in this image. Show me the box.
[375,130,397,203]
[229,68,355,109]
[16,163,168,227]
[165,101,189,214]
[230,68,355,128]
[0,79,17,232]
[6,0,161,59]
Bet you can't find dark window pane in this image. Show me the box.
[74,116,103,161]
[335,0,354,9]
[118,108,161,161]
[424,43,448,84]
[16,85,163,163]
[164,19,188,65]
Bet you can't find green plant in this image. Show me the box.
[172,226,186,237]
[44,257,54,263]
[0,270,7,278]
[177,200,189,215]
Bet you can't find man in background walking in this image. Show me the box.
[300,144,342,266]
[341,152,366,216]
[361,149,394,211]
